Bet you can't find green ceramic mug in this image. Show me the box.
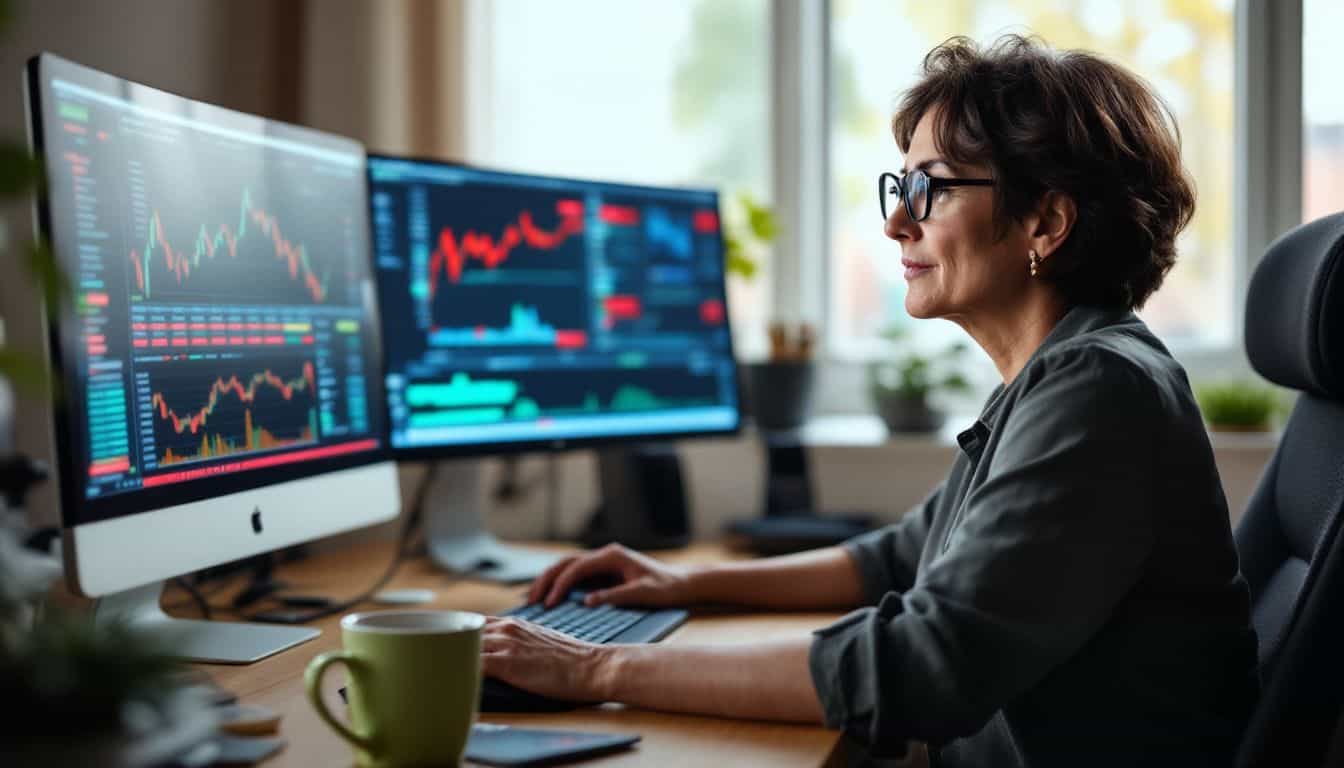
[305,610,485,767]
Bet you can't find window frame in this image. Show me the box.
[783,0,1306,408]
[465,0,1307,411]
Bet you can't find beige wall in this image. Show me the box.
[473,431,1274,545]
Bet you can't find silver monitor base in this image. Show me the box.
[424,459,561,584]
[428,531,562,584]
[96,583,319,664]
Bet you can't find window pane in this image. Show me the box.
[1303,0,1344,222]
[481,0,771,354]
[830,0,1236,354]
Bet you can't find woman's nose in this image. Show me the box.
[885,206,914,241]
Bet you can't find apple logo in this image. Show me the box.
[251,507,263,534]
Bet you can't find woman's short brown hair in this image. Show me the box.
[892,35,1195,310]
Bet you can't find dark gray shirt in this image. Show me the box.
[809,306,1258,767]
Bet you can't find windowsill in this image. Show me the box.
[785,413,1282,452]
[795,413,959,447]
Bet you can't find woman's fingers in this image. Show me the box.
[527,554,580,604]
[543,546,626,607]
[585,578,651,607]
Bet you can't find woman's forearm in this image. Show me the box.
[596,637,825,723]
[686,546,866,610]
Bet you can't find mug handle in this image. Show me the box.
[305,650,378,755]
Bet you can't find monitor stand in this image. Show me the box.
[95,582,318,664]
[725,431,872,555]
[424,459,561,584]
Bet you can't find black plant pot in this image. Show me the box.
[742,361,815,431]
[872,392,945,434]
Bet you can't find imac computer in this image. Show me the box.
[367,155,741,582]
[25,54,400,662]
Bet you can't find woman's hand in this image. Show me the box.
[480,616,617,702]
[526,543,698,609]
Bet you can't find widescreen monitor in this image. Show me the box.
[367,155,741,457]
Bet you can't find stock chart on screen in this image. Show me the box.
[32,56,383,507]
[368,158,739,449]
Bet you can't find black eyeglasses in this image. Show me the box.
[879,170,994,222]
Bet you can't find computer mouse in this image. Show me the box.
[473,556,501,571]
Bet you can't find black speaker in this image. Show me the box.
[581,444,691,550]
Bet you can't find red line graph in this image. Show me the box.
[129,188,327,302]
[151,363,317,437]
[427,199,584,298]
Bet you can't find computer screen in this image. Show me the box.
[27,54,390,530]
[367,156,740,454]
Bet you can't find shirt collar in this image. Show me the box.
[957,305,1135,457]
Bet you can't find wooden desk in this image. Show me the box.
[181,541,846,767]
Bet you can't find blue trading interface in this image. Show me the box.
[367,158,740,449]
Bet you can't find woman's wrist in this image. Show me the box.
[591,643,638,702]
[680,563,721,605]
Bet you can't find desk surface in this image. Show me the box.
[179,541,845,767]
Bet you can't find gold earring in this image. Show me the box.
[1029,250,1041,277]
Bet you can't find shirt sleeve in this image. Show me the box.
[842,482,945,603]
[808,347,1158,756]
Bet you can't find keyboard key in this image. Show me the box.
[503,592,646,645]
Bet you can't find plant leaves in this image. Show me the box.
[941,373,971,391]
[25,239,70,313]
[878,325,909,342]
[1194,381,1278,427]
[726,250,758,279]
[0,143,43,199]
[0,347,47,397]
[741,194,779,241]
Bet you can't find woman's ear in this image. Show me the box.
[1030,191,1077,261]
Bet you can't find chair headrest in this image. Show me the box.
[1245,212,1344,398]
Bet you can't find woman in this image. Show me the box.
[481,35,1258,766]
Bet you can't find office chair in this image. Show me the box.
[1234,211,1344,768]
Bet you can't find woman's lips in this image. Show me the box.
[902,259,935,280]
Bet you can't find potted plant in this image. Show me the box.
[722,193,820,430]
[0,0,65,433]
[1195,380,1282,433]
[868,328,972,434]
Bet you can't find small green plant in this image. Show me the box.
[868,327,972,403]
[0,527,187,751]
[0,0,67,398]
[720,191,777,281]
[1195,381,1282,431]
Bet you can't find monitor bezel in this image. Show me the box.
[26,53,394,530]
[366,151,745,463]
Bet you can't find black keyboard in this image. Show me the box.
[479,591,687,713]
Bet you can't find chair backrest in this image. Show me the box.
[1235,212,1344,768]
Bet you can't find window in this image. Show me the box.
[828,0,1237,355]
[474,0,771,353]
[1303,0,1344,222]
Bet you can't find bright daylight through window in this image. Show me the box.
[481,0,771,353]
[829,0,1235,356]
[1303,0,1344,223]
